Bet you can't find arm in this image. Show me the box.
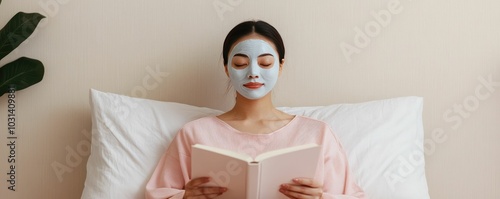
[145,130,227,199]
[145,134,189,199]
[321,128,366,199]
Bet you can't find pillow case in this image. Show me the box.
[82,89,430,199]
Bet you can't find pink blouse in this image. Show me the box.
[146,115,366,199]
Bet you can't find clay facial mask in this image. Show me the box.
[227,39,279,100]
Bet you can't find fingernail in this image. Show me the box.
[293,178,300,182]
[220,187,227,192]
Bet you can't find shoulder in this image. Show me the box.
[292,115,341,144]
[180,116,222,131]
[293,115,332,130]
[172,116,222,144]
[288,115,336,137]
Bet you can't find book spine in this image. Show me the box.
[246,163,260,199]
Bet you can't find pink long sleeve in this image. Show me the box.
[320,127,366,199]
[145,132,190,199]
[145,116,365,199]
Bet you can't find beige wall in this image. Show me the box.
[0,0,499,198]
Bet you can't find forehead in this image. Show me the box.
[230,39,277,56]
[229,33,278,55]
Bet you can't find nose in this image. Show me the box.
[248,74,259,78]
[247,61,260,79]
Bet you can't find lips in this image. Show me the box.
[244,82,264,89]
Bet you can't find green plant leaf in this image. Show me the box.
[0,12,45,60]
[0,57,44,96]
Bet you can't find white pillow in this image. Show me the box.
[82,89,430,199]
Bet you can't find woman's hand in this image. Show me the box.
[183,177,227,199]
[279,178,323,199]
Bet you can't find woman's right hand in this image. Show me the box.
[183,177,227,199]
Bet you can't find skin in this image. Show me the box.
[183,33,323,199]
[183,177,226,199]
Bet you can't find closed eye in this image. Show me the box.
[232,55,249,68]
[258,55,274,68]
[234,63,248,67]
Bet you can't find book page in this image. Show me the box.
[257,144,321,199]
[254,143,320,162]
[192,144,253,162]
[191,144,321,199]
[191,144,250,199]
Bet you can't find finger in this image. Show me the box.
[280,186,314,199]
[190,187,227,196]
[292,178,322,188]
[185,187,227,197]
[186,193,221,199]
[186,193,223,199]
[185,177,211,189]
[281,184,323,198]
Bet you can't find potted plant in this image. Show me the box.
[0,0,45,96]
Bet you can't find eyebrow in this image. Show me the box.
[258,53,274,57]
[233,53,274,58]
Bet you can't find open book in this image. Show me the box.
[191,143,321,199]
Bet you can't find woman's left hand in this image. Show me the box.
[279,178,323,199]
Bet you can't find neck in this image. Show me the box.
[229,92,279,120]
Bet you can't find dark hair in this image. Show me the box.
[222,20,285,66]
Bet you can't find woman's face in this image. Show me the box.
[226,34,282,100]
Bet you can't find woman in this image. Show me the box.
[146,20,366,199]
